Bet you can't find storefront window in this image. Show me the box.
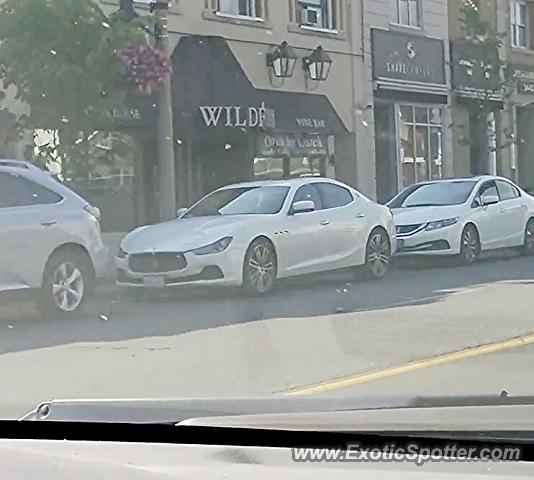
[289,157,323,178]
[253,156,325,180]
[398,105,443,190]
[253,157,284,180]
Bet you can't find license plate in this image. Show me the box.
[143,276,165,288]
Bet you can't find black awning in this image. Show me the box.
[171,35,347,135]
[254,88,347,134]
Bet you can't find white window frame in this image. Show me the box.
[216,0,262,20]
[511,0,529,48]
[395,0,421,28]
[396,104,444,190]
[297,0,336,31]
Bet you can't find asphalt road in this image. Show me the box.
[0,250,533,419]
[319,340,534,400]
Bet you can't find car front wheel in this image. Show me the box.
[459,224,480,265]
[521,218,534,255]
[242,238,277,295]
[38,250,94,317]
[364,228,391,279]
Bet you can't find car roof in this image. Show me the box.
[0,159,41,172]
[413,175,510,186]
[218,177,341,189]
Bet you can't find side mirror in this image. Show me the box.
[481,194,499,206]
[291,200,316,215]
[176,207,188,218]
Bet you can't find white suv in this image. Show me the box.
[0,160,108,316]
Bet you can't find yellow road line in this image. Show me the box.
[286,332,534,396]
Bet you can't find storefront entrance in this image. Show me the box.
[374,102,445,203]
[171,35,347,207]
[516,105,534,190]
[371,28,449,203]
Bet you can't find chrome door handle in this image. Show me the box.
[320,220,331,226]
[41,221,57,227]
[355,213,366,218]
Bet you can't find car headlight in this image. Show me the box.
[425,217,459,231]
[192,237,233,256]
[117,247,128,259]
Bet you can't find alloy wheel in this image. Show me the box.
[461,226,480,264]
[366,231,390,278]
[525,219,534,254]
[52,261,85,312]
[245,242,276,294]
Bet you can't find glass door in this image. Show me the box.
[397,105,443,191]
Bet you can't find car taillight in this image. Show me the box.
[84,205,101,223]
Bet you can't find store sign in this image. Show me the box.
[372,29,446,85]
[517,79,534,95]
[257,133,328,157]
[296,117,327,129]
[108,97,157,129]
[199,102,275,128]
[450,41,500,94]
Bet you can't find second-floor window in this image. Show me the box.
[218,0,262,18]
[297,0,336,30]
[396,0,420,27]
[511,0,529,47]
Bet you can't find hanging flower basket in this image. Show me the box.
[117,44,172,96]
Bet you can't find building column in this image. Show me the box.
[450,103,471,177]
[442,103,455,178]
[496,101,515,179]
[354,106,377,199]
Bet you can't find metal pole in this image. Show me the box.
[154,1,176,221]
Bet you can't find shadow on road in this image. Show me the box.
[0,251,532,355]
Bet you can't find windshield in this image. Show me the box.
[184,186,289,217]
[2,0,534,444]
[389,181,477,208]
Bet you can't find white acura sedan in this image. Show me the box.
[116,178,396,294]
[389,176,534,263]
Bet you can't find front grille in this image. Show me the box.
[129,253,187,273]
[396,224,423,235]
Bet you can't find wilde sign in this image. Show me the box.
[199,102,276,129]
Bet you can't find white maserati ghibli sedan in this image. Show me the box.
[116,178,396,294]
[389,176,534,263]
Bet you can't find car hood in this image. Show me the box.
[391,205,466,225]
[122,216,255,253]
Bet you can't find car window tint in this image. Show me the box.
[315,182,354,209]
[478,181,499,202]
[292,184,323,210]
[496,180,520,201]
[0,172,62,208]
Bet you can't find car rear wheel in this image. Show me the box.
[364,228,391,280]
[243,238,277,295]
[459,225,480,265]
[521,218,534,255]
[38,250,94,317]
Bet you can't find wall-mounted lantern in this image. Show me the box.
[303,45,332,82]
[267,41,298,79]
